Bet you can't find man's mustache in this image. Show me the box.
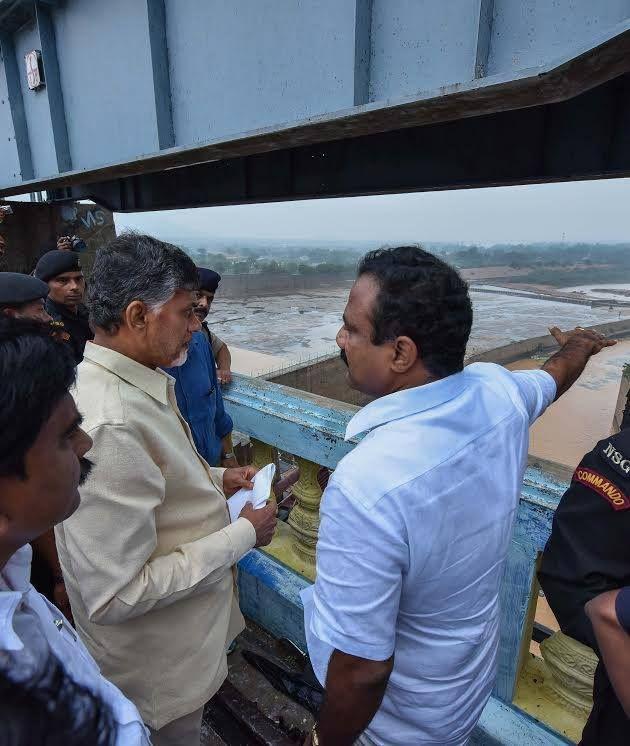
[340,349,348,367]
[79,457,94,486]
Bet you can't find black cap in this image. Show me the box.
[35,250,82,283]
[0,272,49,306]
[197,267,221,293]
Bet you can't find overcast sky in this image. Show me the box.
[115,178,630,247]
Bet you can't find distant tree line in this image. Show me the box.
[189,246,359,275]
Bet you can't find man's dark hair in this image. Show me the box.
[358,246,473,378]
[0,652,116,745]
[87,232,199,332]
[0,318,76,479]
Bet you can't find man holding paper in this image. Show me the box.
[55,234,276,746]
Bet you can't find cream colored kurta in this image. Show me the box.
[55,342,256,729]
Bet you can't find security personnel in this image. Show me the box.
[34,250,93,363]
[0,272,51,322]
[195,267,233,384]
[539,427,630,744]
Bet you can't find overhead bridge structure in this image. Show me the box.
[1,1,630,210]
[2,5,630,743]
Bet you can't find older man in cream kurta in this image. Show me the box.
[55,342,257,733]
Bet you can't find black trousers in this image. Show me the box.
[580,662,630,745]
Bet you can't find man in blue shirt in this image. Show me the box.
[163,330,236,467]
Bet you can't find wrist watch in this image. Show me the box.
[311,724,320,745]
[223,452,236,461]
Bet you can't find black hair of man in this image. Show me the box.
[0,651,115,746]
[87,232,199,333]
[0,318,76,479]
[357,246,473,379]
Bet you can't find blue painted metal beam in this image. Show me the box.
[474,0,495,79]
[0,33,33,180]
[5,15,630,199]
[35,0,71,172]
[353,0,372,106]
[146,0,174,150]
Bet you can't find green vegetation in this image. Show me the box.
[442,242,630,287]
[189,246,359,275]
[186,241,630,286]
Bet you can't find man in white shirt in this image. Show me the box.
[0,317,150,745]
[304,246,615,746]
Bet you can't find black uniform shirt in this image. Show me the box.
[538,427,630,648]
[45,297,93,364]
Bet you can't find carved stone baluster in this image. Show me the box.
[540,631,598,717]
[250,438,277,503]
[288,456,323,573]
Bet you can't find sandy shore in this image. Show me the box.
[230,346,289,377]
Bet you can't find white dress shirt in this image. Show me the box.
[0,544,150,745]
[304,363,557,746]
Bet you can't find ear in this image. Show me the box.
[391,336,418,374]
[124,300,149,331]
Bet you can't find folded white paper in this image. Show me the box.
[227,462,276,522]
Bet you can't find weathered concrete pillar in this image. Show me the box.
[250,438,277,504]
[540,631,598,718]
[288,456,323,572]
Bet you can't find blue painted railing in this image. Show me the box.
[224,375,571,743]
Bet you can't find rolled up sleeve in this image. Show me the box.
[61,424,255,625]
[510,369,557,424]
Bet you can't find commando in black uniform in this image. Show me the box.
[538,427,630,744]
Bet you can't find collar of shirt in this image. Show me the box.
[83,341,174,406]
[345,371,466,440]
[0,545,32,651]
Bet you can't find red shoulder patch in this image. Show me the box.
[573,467,630,511]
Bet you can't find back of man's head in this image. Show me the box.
[0,318,75,478]
[87,232,198,333]
[358,246,472,379]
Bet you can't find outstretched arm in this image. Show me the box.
[542,326,616,400]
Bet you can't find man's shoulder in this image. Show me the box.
[583,430,630,490]
[331,429,429,512]
[75,359,125,429]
